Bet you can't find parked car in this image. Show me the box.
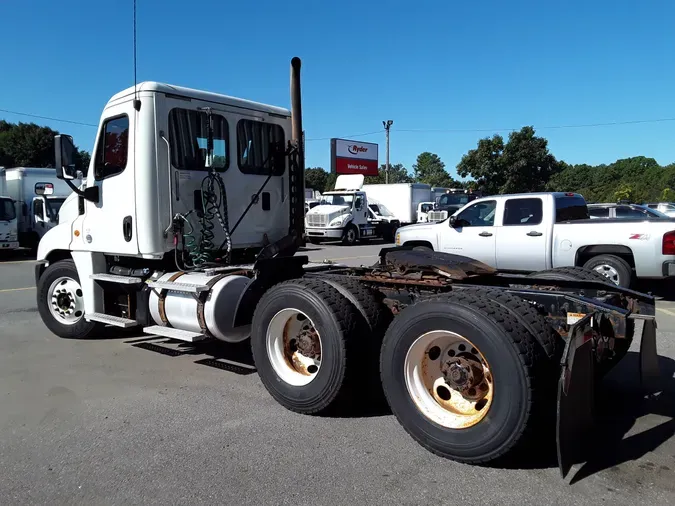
[644,202,675,217]
[394,191,675,287]
[588,202,672,220]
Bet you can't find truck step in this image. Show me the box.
[85,312,139,328]
[90,273,142,284]
[143,325,206,342]
[146,281,209,293]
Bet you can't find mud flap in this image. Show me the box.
[556,313,595,479]
[639,317,660,394]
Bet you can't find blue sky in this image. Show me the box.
[1,0,673,179]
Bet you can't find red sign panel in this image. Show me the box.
[334,157,379,176]
[331,138,379,176]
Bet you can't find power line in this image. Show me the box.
[0,108,97,127]
[305,130,383,141]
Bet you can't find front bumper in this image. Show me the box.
[306,227,344,239]
[0,241,19,250]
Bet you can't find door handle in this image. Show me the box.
[479,231,493,237]
[527,231,543,237]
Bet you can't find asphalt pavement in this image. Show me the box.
[1,242,674,505]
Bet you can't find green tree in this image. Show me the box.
[614,183,634,202]
[457,126,561,194]
[413,152,459,187]
[365,163,412,184]
[304,167,330,193]
[0,120,90,172]
[661,188,675,201]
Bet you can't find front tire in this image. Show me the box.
[342,224,358,246]
[380,293,545,464]
[250,278,365,415]
[37,258,100,339]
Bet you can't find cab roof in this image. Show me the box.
[107,81,291,117]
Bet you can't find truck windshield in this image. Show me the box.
[555,196,589,222]
[370,203,395,217]
[46,198,66,222]
[438,193,472,207]
[320,194,354,206]
[0,198,16,221]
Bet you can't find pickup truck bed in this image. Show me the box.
[394,191,675,287]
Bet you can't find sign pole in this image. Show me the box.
[383,120,393,184]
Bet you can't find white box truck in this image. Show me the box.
[0,167,20,252]
[361,182,432,225]
[4,167,81,249]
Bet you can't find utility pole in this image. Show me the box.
[383,120,393,183]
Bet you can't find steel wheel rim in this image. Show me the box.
[346,228,356,242]
[47,276,85,325]
[266,308,322,386]
[404,330,493,429]
[593,264,620,285]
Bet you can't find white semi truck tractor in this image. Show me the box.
[34,57,661,478]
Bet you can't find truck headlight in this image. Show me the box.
[395,231,401,245]
[329,216,348,227]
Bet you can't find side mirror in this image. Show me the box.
[448,215,457,227]
[55,134,77,180]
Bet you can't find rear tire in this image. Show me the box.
[582,255,633,288]
[250,278,365,415]
[380,292,547,464]
[36,259,101,339]
[528,265,633,375]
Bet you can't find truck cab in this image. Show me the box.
[0,167,19,252]
[428,189,482,223]
[304,174,375,245]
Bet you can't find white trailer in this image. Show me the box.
[361,182,431,225]
[3,167,81,249]
[0,167,20,251]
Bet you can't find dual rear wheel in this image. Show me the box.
[251,277,557,463]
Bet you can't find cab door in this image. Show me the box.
[439,199,498,267]
[80,103,138,254]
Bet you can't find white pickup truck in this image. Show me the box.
[394,191,675,287]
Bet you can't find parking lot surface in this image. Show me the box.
[1,242,674,505]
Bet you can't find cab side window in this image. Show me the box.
[454,200,497,227]
[588,207,609,219]
[94,115,130,180]
[503,198,543,226]
[237,120,285,176]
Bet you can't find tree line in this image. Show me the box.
[1,118,673,204]
[307,126,675,204]
[0,120,90,171]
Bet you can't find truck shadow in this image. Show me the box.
[566,352,675,484]
[122,334,258,376]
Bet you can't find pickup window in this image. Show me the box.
[503,198,543,226]
[588,207,609,219]
[555,196,589,222]
[455,200,496,227]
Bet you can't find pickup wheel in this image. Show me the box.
[250,278,365,415]
[582,255,633,288]
[36,259,101,339]
[380,292,547,464]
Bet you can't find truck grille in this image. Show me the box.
[428,210,448,222]
[306,214,327,227]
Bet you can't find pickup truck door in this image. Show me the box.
[439,199,497,267]
[496,196,548,272]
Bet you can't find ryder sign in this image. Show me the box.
[330,138,379,176]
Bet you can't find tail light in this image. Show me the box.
[663,231,675,255]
